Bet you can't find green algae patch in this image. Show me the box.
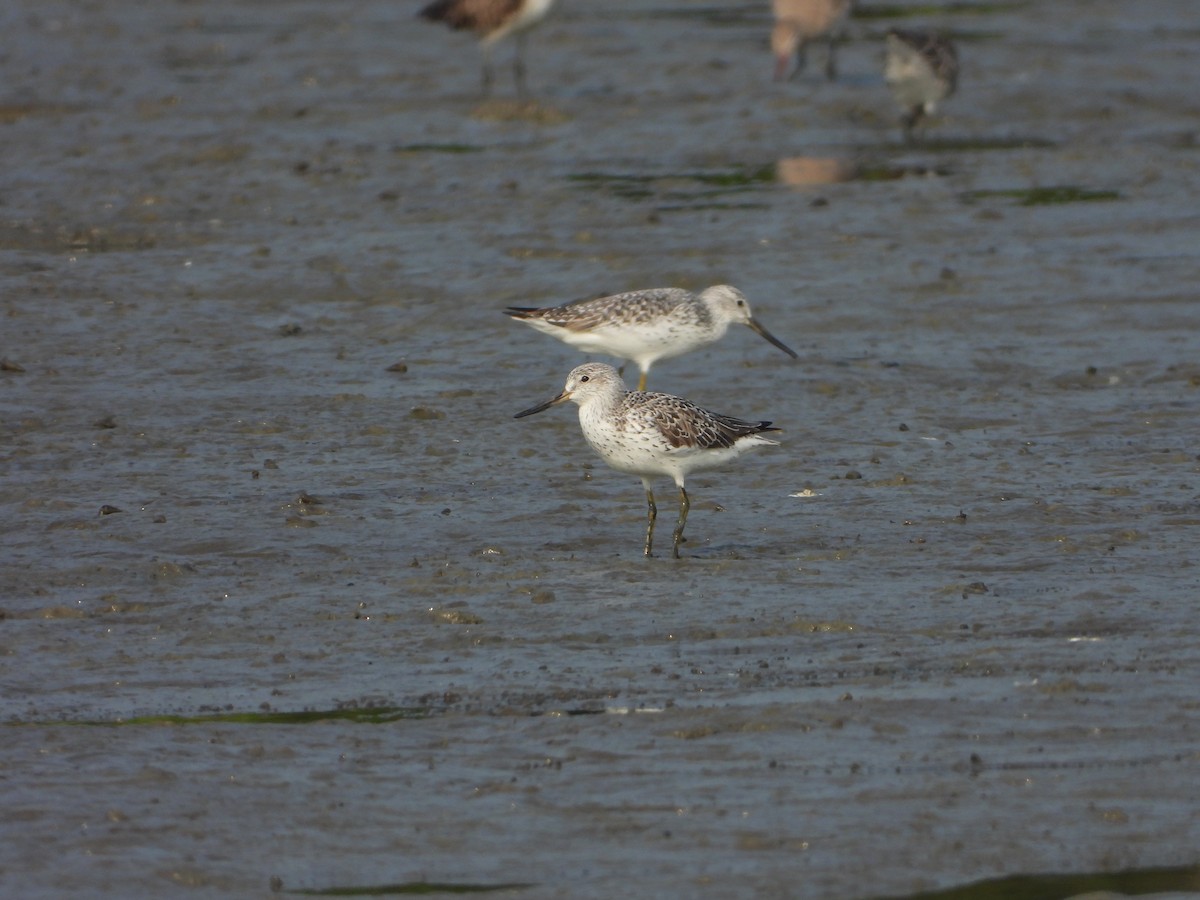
[568,165,776,203]
[394,143,484,154]
[853,2,1030,20]
[567,172,656,200]
[894,136,1057,152]
[655,202,772,213]
[470,100,568,124]
[12,706,431,727]
[687,166,777,187]
[290,882,536,896]
[867,862,1200,900]
[857,162,953,181]
[961,185,1120,206]
[626,6,764,26]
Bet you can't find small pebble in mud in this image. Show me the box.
[278,323,303,336]
[843,470,862,480]
[961,581,989,598]
[1,359,25,372]
[387,361,408,373]
[297,491,322,506]
[93,415,118,429]
[98,505,122,516]
[410,406,444,420]
[531,590,555,605]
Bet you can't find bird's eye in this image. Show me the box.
[737,299,745,307]
[580,375,590,382]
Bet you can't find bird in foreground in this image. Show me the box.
[419,0,557,98]
[771,0,854,82]
[884,28,959,141]
[504,285,797,392]
[514,363,781,558]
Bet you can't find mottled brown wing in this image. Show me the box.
[507,288,692,333]
[420,0,523,33]
[632,393,777,450]
[927,36,959,93]
[892,29,959,92]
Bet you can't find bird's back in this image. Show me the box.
[886,29,958,97]
[615,391,779,452]
[773,0,852,38]
[507,288,696,333]
[506,288,720,365]
[420,0,524,34]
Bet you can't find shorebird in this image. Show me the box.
[418,0,557,97]
[504,285,797,391]
[884,28,959,141]
[514,363,781,558]
[771,0,854,82]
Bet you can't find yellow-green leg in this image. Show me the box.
[672,486,690,559]
[643,484,657,557]
[637,371,648,391]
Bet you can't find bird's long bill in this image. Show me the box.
[748,318,799,359]
[514,390,571,419]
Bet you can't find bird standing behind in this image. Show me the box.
[504,285,797,392]
[419,0,557,98]
[771,0,854,82]
[884,28,959,141]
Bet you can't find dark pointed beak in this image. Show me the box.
[747,317,798,359]
[514,389,571,419]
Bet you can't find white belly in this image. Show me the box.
[579,412,775,486]
[488,0,556,43]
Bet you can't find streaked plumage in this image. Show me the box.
[419,0,557,97]
[504,285,797,391]
[514,363,781,558]
[771,0,854,82]
[884,28,959,141]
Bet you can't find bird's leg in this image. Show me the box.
[481,46,495,97]
[643,484,657,558]
[790,43,807,81]
[637,371,648,392]
[825,35,838,80]
[514,32,528,100]
[672,486,690,559]
[902,107,921,143]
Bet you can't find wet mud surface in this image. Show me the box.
[2,0,1199,897]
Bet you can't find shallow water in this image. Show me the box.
[2,0,1199,897]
